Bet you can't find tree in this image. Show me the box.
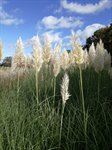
[83,23,112,56]
[0,57,12,67]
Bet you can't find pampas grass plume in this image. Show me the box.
[61,73,70,105]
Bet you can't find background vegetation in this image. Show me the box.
[83,23,112,57]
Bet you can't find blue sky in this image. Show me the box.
[0,0,112,57]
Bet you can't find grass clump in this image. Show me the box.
[0,68,112,150]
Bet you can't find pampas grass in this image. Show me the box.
[0,33,112,150]
[60,73,70,148]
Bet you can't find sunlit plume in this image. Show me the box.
[88,43,96,67]
[81,49,89,69]
[32,35,43,72]
[12,37,26,69]
[61,73,70,105]
[43,33,51,64]
[71,32,84,66]
[61,49,69,70]
[93,40,105,72]
[50,51,60,77]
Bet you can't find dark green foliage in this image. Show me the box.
[83,23,112,56]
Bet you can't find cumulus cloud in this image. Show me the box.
[40,15,83,29]
[61,0,112,14]
[0,6,24,26]
[76,23,105,43]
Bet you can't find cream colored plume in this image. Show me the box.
[12,37,26,69]
[104,50,111,70]
[69,51,75,66]
[61,49,69,70]
[43,33,51,64]
[88,43,96,67]
[50,52,60,77]
[61,73,70,105]
[81,49,89,69]
[93,40,105,72]
[71,31,80,49]
[54,41,62,54]
[32,35,43,72]
[26,55,33,68]
[72,34,84,65]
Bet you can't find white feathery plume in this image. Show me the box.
[59,72,70,146]
[71,33,84,66]
[54,41,62,54]
[26,55,33,68]
[104,50,111,70]
[93,40,105,73]
[43,33,51,64]
[49,41,62,77]
[50,52,60,77]
[61,73,70,105]
[73,47,84,65]
[71,31,80,48]
[88,43,96,67]
[32,35,43,72]
[61,49,69,70]
[81,49,89,69]
[12,37,26,69]
[69,51,75,66]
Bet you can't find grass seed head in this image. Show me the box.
[61,73,70,105]
[12,37,26,69]
[71,32,84,66]
[43,33,51,64]
[61,49,70,70]
[32,35,43,72]
[93,39,105,72]
[88,43,96,67]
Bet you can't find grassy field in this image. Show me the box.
[0,67,112,150]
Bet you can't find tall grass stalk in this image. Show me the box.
[53,77,56,108]
[98,73,101,102]
[17,69,20,96]
[59,102,65,148]
[35,68,39,105]
[79,66,87,146]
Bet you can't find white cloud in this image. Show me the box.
[76,23,105,43]
[0,6,23,26]
[61,0,112,14]
[40,15,83,29]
